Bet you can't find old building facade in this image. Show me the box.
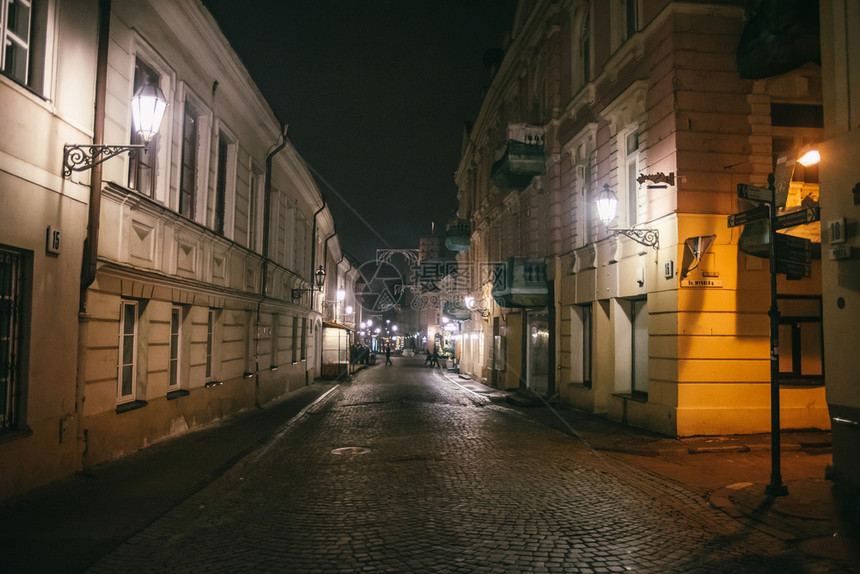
[454,0,829,437]
[0,0,354,501]
[819,0,860,513]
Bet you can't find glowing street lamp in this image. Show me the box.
[64,83,169,177]
[595,184,659,249]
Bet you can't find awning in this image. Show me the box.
[323,321,351,331]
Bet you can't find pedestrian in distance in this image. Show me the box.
[384,346,392,366]
[424,348,433,366]
[431,349,439,368]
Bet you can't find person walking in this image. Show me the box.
[384,346,392,366]
[424,348,433,366]
[431,349,439,368]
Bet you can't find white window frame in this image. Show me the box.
[175,84,212,225]
[248,163,264,253]
[611,0,639,53]
[570,304,593,388]
[118,301,138,404]
[569,5,591,94]
[127,34,175,206]
[205,308,220,381]
[612,297,649,396]
[270,313,279,369]
[0,0,31,85]
[622,128,642,227]
[168,306,182,391]
[212,123,238,239]
[565,123,597,247]
[599,82,647,230]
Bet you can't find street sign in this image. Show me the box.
[776,259,810,279]
[727,205,769,228]
[776,233,811,263]
[737,183,773,203]
[773,206,820,231]
[775,233,811,278]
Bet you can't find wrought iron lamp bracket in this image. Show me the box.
[291,286,319,302]
[608,227,659,250]
[63,144,146,178]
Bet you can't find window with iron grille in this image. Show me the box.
[0,248,25,431]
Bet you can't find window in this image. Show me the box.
[612,297,648,398]
[778,296,823,384]
[168,306,181,391]
[571,304,593,388]
[1,0,30,84]
[179,99,199,219]
[0,247,25,431]
[631,298,648,396]
[292,316,299,363]
[270,313,279,368]
[128,58,160,197]
[118,301,138,403]
[625,131,640,226]
[301,317,307,361]
[571,9,591,92]
[214,133,228,235]
[1,0,50,94]
[248,168,262,252]
[205,309,214,379]
[611,0,638,51]
[581,12,591,86]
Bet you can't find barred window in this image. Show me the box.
[0,248,25,431]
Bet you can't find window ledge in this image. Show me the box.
[779,376,824,387]
[116,400,148,414]
[166,389,191,400]
[613,392,648,403]
[204,380,223,388]
[0,426,34,444]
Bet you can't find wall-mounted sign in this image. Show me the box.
[46,226,61,255]
[681,279,723,288]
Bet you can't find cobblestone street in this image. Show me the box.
[85,357,853,573]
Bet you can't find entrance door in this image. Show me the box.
[526,309,550,396]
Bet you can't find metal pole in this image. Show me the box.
[766,173,788,497]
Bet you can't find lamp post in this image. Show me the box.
[291,265,326,301]
[596,184,659,249]
[64,83,168,177]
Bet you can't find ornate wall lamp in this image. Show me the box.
[63,84,168,177]
[464,296,490,318]
[595,184,659,249]
[291,265,326,301]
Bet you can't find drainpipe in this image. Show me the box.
[255,123,288,407]
[79,0,111,311]
[75,0,111,469]
[307,197,327,305]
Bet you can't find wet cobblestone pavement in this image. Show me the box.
[86,358,856,573]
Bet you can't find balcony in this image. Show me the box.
[490,123,546,190]
[444,219,471,251]
[491,257,548,308]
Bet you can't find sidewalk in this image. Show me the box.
[0,382,337,574]
[457,376,859,566]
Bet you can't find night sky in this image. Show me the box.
[202,0,517,264]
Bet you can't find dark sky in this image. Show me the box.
[202,0,517,263]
